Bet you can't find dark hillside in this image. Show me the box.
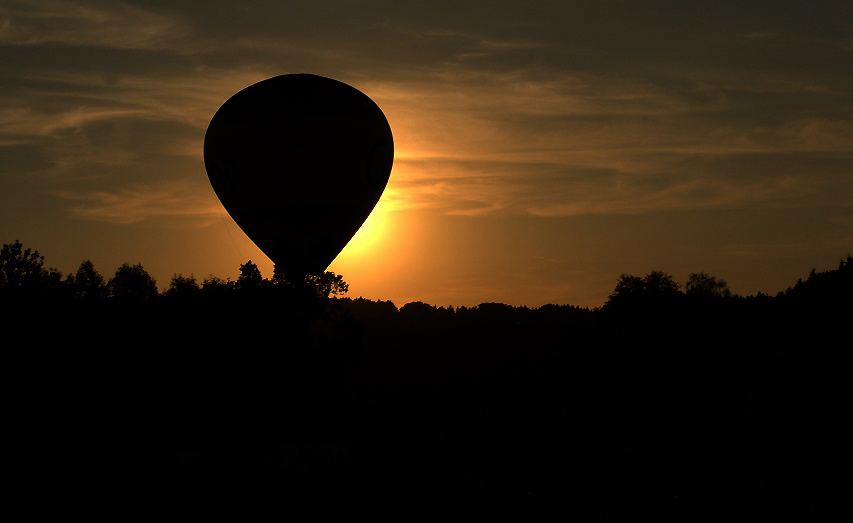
[3,244,849,518]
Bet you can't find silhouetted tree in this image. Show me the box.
[0,239,69,304]
[271,265,349,298]
[778,255,852,309]
[197,275,234,312]
[42,266,65,296]
[109,262,158,304]
[0,240,46,292]
[605,270,681,311]
[305,272,349,299]
[474,302,525,323]
[644,270,681,295]
[164,273,201,300]
[236,260,264,290]
[399,301,436,319]
[71,260,108,302]
[202,275,233,293]
[686,272,731,298]
[338,297,399,323]
[271,265,288,285]
[609,274,645,300]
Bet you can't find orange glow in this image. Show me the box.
[328,204,425,303]
[330,194,409,265]
[336,201,391,259]
[329,158,415,270]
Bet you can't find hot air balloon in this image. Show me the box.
[203,74,394,276]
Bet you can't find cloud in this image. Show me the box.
[3,0,851,230]
[365,40,853,218]
[0,104,146,141]
[54,182,220,225]
[0,0,189,50]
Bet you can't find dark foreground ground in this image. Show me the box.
[6,293,849,520]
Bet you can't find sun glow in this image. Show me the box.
[333,178,411,262]
[327,184,426,303]
[339,202,391,258]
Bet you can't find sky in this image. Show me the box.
[2,0,851,308]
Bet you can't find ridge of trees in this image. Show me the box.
[4,240,848,517]
[1,239,849,317]
[0,240,349,307]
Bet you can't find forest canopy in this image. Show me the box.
[1,239,850,314]
[3,240,848,518]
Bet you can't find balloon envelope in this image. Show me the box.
[204,74,394,275]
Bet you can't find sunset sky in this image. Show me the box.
[2,1,851,308]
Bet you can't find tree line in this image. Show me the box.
[3,238,849,518]
[0,239,348,307]
[3,239,849,316]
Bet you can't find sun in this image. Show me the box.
[332,191,401,266]
[328,185,415,277]
[342,204,390,258]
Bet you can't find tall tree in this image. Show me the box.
[236,260,264,291]
[686,272,731,298]
[72,260,108,301]
[109,263,158,304]
[272,265,349,299]
[605,270,681,311]
[0,240,46,291]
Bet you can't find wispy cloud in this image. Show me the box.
[370,57,853,218]
[54,182,220,225]
[4,0,851,230]
[0,0,189,50]
[0,104,145,140]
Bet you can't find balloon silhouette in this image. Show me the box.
[204,74,394,276]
